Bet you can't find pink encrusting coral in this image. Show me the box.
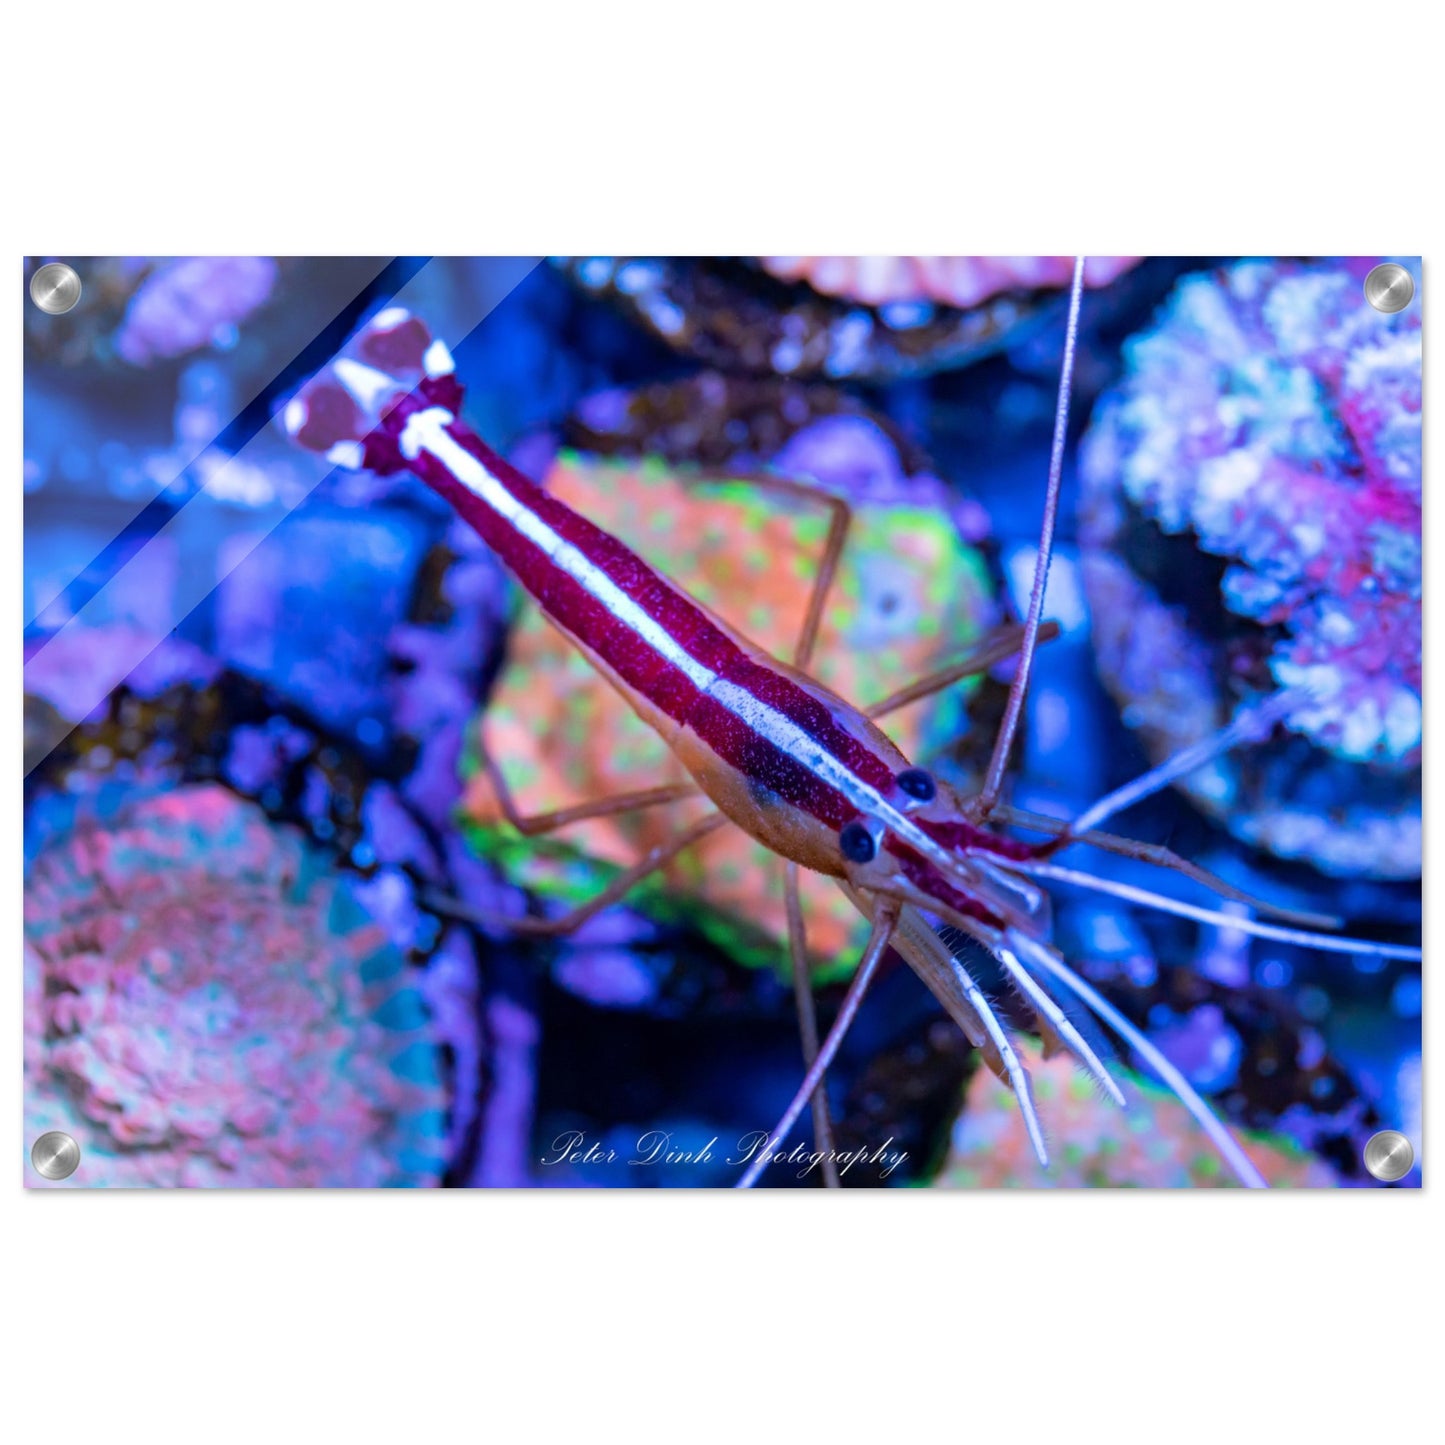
[24,785,447,1187]
[1079,259,1422,877]
[759,256,1140,309]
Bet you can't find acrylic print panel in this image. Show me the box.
[22,256,1422,1190]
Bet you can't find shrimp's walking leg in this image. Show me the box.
[476,734,699,837]
[784,861,841,1188]
[781,483,851,673]
[737,895,901,1189]
[865,621,1061,722]
[690,468,853,672]
[428,813,728,937]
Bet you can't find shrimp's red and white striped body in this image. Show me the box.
[285,280,1419,1189]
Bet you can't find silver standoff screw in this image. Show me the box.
[1362,1129,1415,1183]
[1363,262,1415,314]
[31,1130,82,1181]
[29,262,83,315]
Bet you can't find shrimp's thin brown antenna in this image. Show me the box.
[991,804,1342,931]
[978,254,1087,815]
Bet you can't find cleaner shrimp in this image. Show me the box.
[283,259,1420,1189]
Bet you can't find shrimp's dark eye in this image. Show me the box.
[897,767,936,802]
[839,820,877,863]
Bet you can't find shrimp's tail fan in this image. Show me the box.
[281,307,461,475]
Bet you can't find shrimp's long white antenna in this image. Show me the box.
[979,254,1086,812]
[1017,862,1423,962]
[1069,691,1298,836]
[1017,940,1269,1188]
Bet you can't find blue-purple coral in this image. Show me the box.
[1079,259,1421,877]
[24,785,447,1187]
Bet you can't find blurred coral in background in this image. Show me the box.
[115,257,280,366]
[759,255,1139,309]
[24,785,446,1187]
[1080,258,1421,878]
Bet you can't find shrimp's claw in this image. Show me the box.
[968,1022,1047,1167]
[885,901,1050,1167]
[281,306,461,474]
[948,956,1049,1168]
[999,931,1128,1108]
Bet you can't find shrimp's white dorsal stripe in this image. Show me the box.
[398,405,969,880]
[401,408,716,694]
